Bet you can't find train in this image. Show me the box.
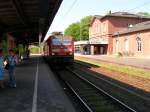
[43,35,74,65]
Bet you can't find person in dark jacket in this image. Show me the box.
[7,49,18,88]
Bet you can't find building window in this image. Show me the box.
[136,37,142,51]
[98,24,101,32]
[96,24,98,32]
[103,23,106,33]
[97,24,99,33]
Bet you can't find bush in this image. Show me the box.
[116,52,123,57]
[30,47,39,54]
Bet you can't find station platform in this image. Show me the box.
[75,54,150,70]
[0,56,77,112]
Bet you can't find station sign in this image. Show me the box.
[89,38,108,44]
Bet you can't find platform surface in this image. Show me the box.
[0,56,77,112]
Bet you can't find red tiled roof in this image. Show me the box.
[113,21,150,36]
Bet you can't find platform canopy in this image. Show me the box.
[0,0,63,44]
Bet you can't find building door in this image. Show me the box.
[100,47,104,54]
[94,46,98,54]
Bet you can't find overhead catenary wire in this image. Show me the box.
[126,1,150,12]
[44,0,78,41]
[44,0,150,41]
[55,0,78,29]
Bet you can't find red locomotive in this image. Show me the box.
[43,35,74,65]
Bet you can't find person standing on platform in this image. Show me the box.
[7,49,18,88]
[0,49,5,88]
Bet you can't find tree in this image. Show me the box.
[137,12,150,17]
[2,39,8,56]
[18,44,24,57]
[2,33,8,56]
[64,22,80,41]
[64,16,92,41]
[80,16,92,40]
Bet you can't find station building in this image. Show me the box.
[74,41,90,55]
[113,21,150,57]
[89,12,150,55]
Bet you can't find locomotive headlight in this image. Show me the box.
[69,52,73,55]
[64,48,72,52]
[69,48,72,52]
[64,49,69,52]
[52,53,55,55]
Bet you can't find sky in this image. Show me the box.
[44,0,150,40]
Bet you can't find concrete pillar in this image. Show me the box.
[91,45,94,55]
[80,45,84,54]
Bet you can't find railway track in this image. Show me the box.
[72,61,150,112]
[56,68,136,112]
[74,61,150,100]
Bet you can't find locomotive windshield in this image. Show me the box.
[52,38,62,45]
[62,39,71,45]
[52,38,71,45]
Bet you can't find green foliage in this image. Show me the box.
[137,12,150,17]
[80,16,92,40]
[2,33,7,40]
[76,57,150,79]
[18,44,24,56]
[64,22,80,41]
[64,16,92,41]
[2,39,8,56]
[30,47,39,54]
[2,33,8,56]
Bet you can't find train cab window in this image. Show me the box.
[52,38,62,45]
[62,39,71,45]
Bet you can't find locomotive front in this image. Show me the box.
[44,35,74,65]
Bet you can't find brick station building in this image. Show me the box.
[89,12,150,55]
[113,21,150,57]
